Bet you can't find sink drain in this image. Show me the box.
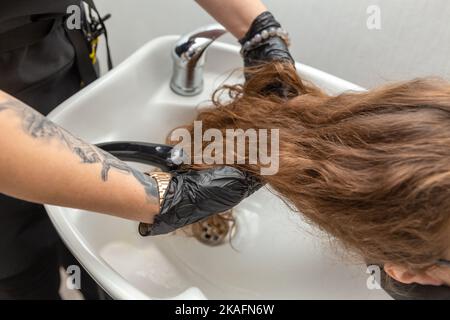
[192,211,234,246]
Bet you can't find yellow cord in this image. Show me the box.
[89,38,99,65]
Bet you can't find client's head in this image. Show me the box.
[172,62,450,288]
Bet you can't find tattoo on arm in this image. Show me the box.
[0,97,159,202]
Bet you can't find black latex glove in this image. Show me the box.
[239,11,294,69]
[140,166,263,236]
[239,11,296,98]
[98,142,263,236]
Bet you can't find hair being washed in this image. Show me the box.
[170,62,450,273]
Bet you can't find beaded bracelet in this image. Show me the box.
[240,27,291,57]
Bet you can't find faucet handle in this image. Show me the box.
[171,24,227,96]
[173,24,227,62]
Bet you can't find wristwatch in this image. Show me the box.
[139,171,172,236]
[146,171,172,208]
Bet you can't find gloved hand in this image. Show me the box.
[239,11,294,69]
[239,11,296,98]
[98,142,263,236]
[139,166,263,236]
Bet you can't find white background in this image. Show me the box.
[95,0,450,88]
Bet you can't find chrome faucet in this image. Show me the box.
[170,24,227,96]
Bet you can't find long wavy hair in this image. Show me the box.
[170,62,450,273]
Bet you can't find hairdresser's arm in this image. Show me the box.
[195,0,267,39]
[197,0,294,86]
[0,91,159,223]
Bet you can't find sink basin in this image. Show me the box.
[45,35,390,300]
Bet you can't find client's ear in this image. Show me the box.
[384,263,444,286]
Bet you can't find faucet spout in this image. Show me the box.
[170,24,227,96]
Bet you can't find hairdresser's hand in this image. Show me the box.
[239,11,294,69]
[139,166,262,236]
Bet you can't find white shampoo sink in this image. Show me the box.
[45,35,390,300]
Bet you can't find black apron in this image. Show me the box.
[0,0,98,277]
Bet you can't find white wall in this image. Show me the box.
[95,0,450,88]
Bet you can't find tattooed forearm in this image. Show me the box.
[0,97,159,201]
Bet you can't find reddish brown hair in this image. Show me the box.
[171,62,450,272]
